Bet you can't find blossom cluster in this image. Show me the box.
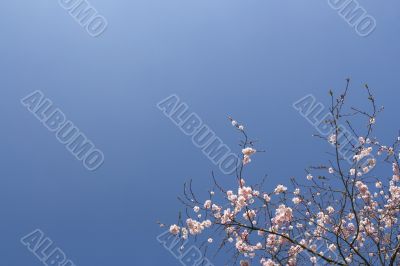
[164,87,400,265]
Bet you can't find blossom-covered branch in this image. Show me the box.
[162,80,400,265]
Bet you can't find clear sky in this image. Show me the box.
[1,0,400,265]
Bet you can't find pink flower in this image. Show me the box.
[169,224,180,235]
[326,206,335,214]
[242,147,256,156]
[274,185,287,194]
[243,155,251,165]
[204,200,212,209]
[292,197,301,205]
[328,134,337,144]
[272,204,293,226]
[263,194,271,202]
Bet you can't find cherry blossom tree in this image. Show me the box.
[163,80,400,265]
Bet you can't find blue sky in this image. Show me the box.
[1,0,400,265]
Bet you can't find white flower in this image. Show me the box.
[169,224,180,235]
[202,220,212,228]
[186,218,206,235]
[238,125,244,131]
[207,238,213,243]
[307,174,313,180]
[242,148,256,165]
[243,155,251,165]
[181,228,188,239]
[193,206,200,213]
[232,120,238,127]
[328,134,337,144]
[292,197,301,204]
[272,204,293,225]
[204,200,212,209]
[326,206,335,214]
[242,147,256,156]
[263,194,271,202]
[243,209,256,220]
[328,167,334,174]
[274,185,287,194]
